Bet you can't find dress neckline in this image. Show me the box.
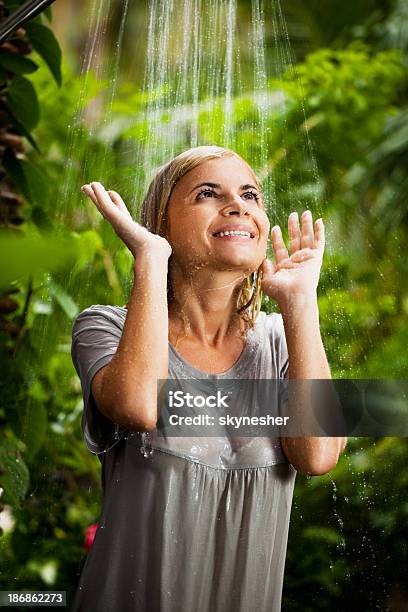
[168,316,262,379]
[114,304,264,379]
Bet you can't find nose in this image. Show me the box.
[222,195,249,217]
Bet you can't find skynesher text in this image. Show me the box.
[168,414,290,428]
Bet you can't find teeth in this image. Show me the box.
[214,230,251,237]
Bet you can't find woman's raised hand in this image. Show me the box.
[260,210,325,309]
[81,182,172,259]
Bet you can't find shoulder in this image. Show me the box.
[256,310,285,339]
[257,310,289,377]
[256,311,288,355]
[72,304,127,337]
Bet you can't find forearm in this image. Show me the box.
[279,292,347,474]
[98,250,169,430]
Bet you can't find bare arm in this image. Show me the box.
[82,182,171,432]
[261,211,347,476]
[92,251,169,431]
[280,292,347,475]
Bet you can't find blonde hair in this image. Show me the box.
[140,145,264,331]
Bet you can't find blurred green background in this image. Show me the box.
[0,0,407,610]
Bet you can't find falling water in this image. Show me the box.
[51,0,325,244]
[98,0,130,168]
[251,0,267,170]
[56,0,110,226]
[223,0,236,145]
[125,0,310,227]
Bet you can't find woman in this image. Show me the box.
[71,145,346,612]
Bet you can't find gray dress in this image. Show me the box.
[71,305,297,612]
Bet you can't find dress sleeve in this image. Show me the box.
[270,312,289,379]
[71,304,127,454]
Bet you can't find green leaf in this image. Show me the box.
[20,158,50,207]
[6,400,48,462]
[0,435,29,507]
[3,108,40,152]
[0,65,8,83]
[303,526,343,545]
[73,229,104,271]
[13,116,40,151]
[0,231,78,289]
[0,53,38,75]
[2,148,28,199]
[7,76,40,132]
[25,22,62,86]
[3,151,49,208]
[48,278,79,319]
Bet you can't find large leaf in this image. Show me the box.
[0,435,29,507]
[6,400,48,462]
[48,278,79,319]
[73,229,104,271]
[2,149,49,208]
[20,158,50,207]
[0,53,38,75]
[2,148,28,198]
[6,76,40,132]
[25,22,62,87]
[3,107,40,152]
[0,231,78,289]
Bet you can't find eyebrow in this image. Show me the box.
[189,182,259,194]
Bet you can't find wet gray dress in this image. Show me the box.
[71,305,297,612]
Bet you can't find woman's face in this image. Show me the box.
[166,155,270,276]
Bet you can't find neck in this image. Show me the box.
[168,264,248,348]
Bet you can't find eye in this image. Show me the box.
[243,191,260,201]
[196,189,217,199]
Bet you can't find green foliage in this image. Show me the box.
[0,53,38,75]
[0,232,78,289]
[25,22,62,86]
[0,2,407,609]
[0,435,29,507]
[3,150,50,214]
[285,437,408,610]
[281,44,403,162]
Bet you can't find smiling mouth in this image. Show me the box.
[212,230,255,239]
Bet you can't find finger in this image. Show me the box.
[92,183,153,247]
[288,211,301,254]
[300,210,314,249]
[271,225,289,263]
[91,182,123,220]
[108,190,131,215]
[91,181,113,205]
[81,184,98,206]
[314,218,325,252]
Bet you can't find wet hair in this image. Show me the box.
[140,145,264,331]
